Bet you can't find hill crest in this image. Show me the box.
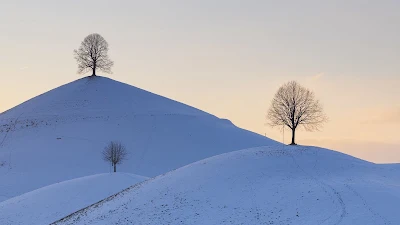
[0,76,277,202]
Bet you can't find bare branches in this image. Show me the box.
[74,33,114,76]
[102,141,127,172]
[267,81,327,145]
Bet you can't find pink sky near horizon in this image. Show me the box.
[0,0,399,163]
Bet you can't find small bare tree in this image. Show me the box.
[267,81,327,145]
[74,33,114,76]
[102,141,127,172]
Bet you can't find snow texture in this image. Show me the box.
[0,76,277,201]
[0,173,147,225]
[54,146,400,225]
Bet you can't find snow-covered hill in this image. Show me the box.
[54,146,400,225]
[0,76,277,201]
[0,173,147,225]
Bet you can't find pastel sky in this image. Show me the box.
[1,0,399,162]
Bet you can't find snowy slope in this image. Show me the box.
[0,76,277,201]
[0,76,209,119]
[0,173,147,225]
[54,146,400,225]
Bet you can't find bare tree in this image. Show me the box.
[267,81,327,145]
[102,141,127,172]
[74,33,114,76]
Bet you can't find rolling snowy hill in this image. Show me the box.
[0,173,147,225]
[54,146,400,225]
[0,76,277,201]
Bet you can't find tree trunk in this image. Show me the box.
[92,67,96,76]
[290,128,296,145]
[113,163,116,172]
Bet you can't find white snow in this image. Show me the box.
[54,146,400,225]
[0,173,147,225]
[0,76,277,201]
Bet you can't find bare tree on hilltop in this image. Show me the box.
[102,141,127,172]
[74,33,114,76]
[267,81,327,145]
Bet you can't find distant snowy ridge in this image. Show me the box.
[0,76,210,119]
[0,76,211,132]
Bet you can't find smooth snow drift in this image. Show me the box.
[0,173,147,225]
[55,146,400,225]
[0,76,277,201]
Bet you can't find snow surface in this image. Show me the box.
[0,76,277,201]
[0,173,147,225]
[54,146,400,225]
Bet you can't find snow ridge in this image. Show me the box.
[54,146,400,225]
